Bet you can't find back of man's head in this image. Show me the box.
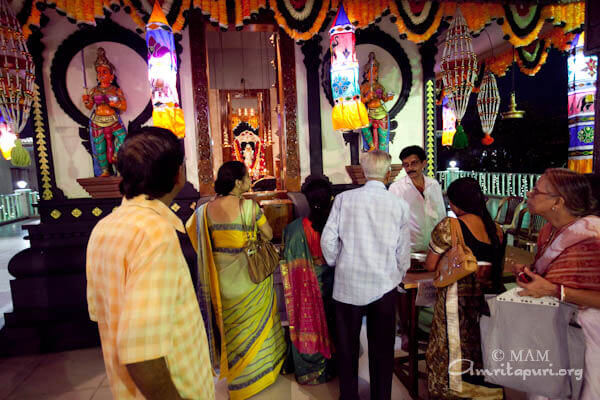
[117,127,184,199]
[361,150,391,180]
[399,145,426,162]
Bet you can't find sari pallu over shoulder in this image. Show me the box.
[185,204,227,377]
[281,218,332,359]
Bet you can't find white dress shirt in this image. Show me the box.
[389,174,447,252]
[320,180,411,306]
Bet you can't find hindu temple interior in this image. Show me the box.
[0,0,598,399]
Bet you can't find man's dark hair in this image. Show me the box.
[399,145,426,162]
[117,127,184,199]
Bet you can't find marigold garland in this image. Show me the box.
[485,27,575,77]
[389,0,443,44]
[516,39,549,76]
[18,0,587,45]
[441,3,501,34]
[271,0,330,42]
[172,0,191,31]
[487,50,514,78]
[345,0,387,27]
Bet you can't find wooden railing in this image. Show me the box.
[0,190,39,224]
[436,170,541,198]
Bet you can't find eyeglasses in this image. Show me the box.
[528,186,560,198]
[401,160,422,169]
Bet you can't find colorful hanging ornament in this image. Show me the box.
[0,0,34,167]
[329,3,369,132]
[477,71,500,146]
[146,1,185,138]
[441,96,456,147]
[0,117,16,160]
[567,33,596,174]
[439,7,478,149]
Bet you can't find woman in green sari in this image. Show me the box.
[281,175,336,385]
[186,161,287,400]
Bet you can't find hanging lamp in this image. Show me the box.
[0,0,34,167]
[329,3,369,131]
[477,71,500,145]
[440,7,478,150]
[502,49,526,120]
[146,0,185,138]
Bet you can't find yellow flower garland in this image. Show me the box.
[271,0,331,42]
[487,51,514,78]
[19,0,587,46]
[389,0,444,44]
[173,0,192,32]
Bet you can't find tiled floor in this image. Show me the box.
[0,220,528,399]
[0,327,414,400]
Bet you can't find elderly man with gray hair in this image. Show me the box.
[321,150,411,400]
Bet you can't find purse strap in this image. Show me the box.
[450,217,466,249]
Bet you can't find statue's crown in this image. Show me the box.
[94,47,115,73]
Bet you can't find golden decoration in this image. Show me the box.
[92,207,103,217]
[71,208,82,218]
[50,209,61,219]
[502,92,525,120]
[190,202,197,210]
[32,83,53,201]
[171,203,181,212]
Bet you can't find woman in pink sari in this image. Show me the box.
[514,168,600,400]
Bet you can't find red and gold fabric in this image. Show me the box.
[281,218,333,359]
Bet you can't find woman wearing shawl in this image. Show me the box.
[424,178,505,399]
[281,175,336,385]
[186,161,286,400]
[513,168,600,400]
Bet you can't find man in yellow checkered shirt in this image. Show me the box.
[86,127,215,399]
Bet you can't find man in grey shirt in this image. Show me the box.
[321,150,411,400]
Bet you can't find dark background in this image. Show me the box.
[437,48,569,174]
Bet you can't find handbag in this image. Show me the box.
[240,199,280,284]
[433,218,478,288]
[480,288,584,398]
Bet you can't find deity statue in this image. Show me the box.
[82,48,128,177]
[360,52,394,152]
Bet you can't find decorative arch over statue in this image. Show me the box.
[49,19,153,164]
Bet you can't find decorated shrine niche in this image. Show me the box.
[226,95,271,181]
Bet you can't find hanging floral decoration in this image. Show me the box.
[472,61,486,94]
[484,27,575,78]
[329,3,369,131]
[0,0,34,167]
[234,0,267,30]
[477,71,500,146]
[440,7,478,150]
[441,2,502,35]
[18,0,587,46]
[388,0,443,44]
[545,2,586,33]
[515,38,550,77]
[343,0,388,28]
[271,0,331,41]
[499,4,545,48]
